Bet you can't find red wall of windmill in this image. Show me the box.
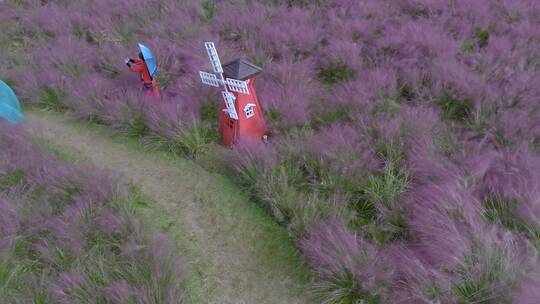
[218,77,267,146]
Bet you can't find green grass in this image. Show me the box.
[124,115,151,138]
[450,245,514,304]
[0,170,24,189]
[434,91,472,122]
[474,29,490,49]
[532,137,540,154]
[283,0,321,7]
[170,122,219,159]
[199,98,220,122]
[33,135,83,163]
[433,127,462,155]
[95,60,121,79]
[121,187,211,304]
[481,195,540,250]
[462,38,476,53]
[113,23,137,46]
[143,121,219,160]
[357,161,409,244]
[372,93,401,117]
[313,105,352,128]
[347,137,410,244]
[318,63,357,85]
[465,104,496,133]
[374,136,407,165]
[0,19,39,68]
[399,83,415,101]
[462,28,491,52]
[36,86,67,112]
[0,259,28,303]
[312,270,381,304]
[363,162,408,212]
[231,148,353,236]
[198,0,216,22]
[482,196,526,232]
[191,175,311,279]
[219,28,248,42]
[266,109,283,122]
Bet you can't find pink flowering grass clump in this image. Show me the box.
[2,0,540,302]
[0,123,184,303]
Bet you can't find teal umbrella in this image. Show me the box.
[0,80,24,123]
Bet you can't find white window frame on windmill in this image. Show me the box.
[243,103,256,119]
[221,91,239,120]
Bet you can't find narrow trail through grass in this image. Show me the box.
[26,110,310,304]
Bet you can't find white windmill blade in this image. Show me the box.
[221,91,236,103]
[224,108,238,120]
[228,110,239,120]
[221,91,239,120]
[204,42,223,74]
[225,78,250,95]
[199,71,221,87]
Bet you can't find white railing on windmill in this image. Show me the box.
[199,42,251,120]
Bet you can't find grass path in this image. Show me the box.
[26,110,310,304]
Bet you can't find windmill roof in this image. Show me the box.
[222,59,262,80]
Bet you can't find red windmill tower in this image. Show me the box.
[199,42,268,146]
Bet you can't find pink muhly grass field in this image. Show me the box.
[2,0,540,302]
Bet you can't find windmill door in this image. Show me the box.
[221,115,237,145]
